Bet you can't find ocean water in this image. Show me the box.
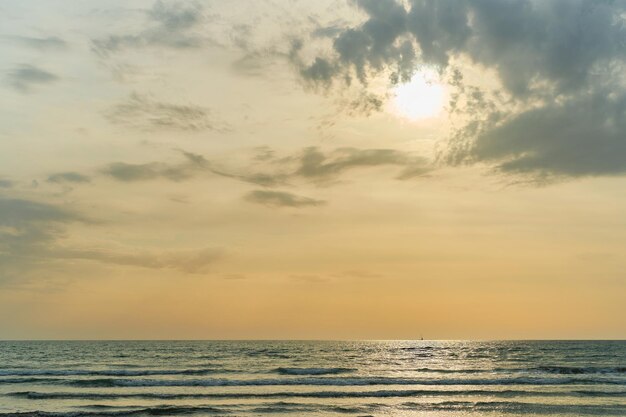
[0,341,625,416]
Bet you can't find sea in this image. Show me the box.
[0,341,625,416]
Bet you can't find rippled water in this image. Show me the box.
[0,341,625,416]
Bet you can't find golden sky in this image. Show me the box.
[0,0,625,339]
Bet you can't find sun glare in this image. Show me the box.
[392,70,446,121]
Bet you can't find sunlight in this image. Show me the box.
[392,69,446,121]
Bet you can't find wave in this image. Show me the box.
[0,369,226,377]
[396,366,626,375]
[2,401,626,416]
[3,372,626,388]
[56,376,626,387]
[274,367,354,375]
[0,405,226,417]
[398,400,626,415]
[0,378,64,385]
[9,388,626,401]
[2,366,625,378]
[530,366,626,375]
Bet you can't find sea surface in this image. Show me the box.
[0,341,625,416]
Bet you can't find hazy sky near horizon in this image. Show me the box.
[0,0,625,340]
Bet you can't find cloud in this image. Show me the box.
[92,0,206,56]
[337,270,383,279]
[102,161,196,182]
[98,146,431,188]
[338,91,385,116]
[222,273,247,280]
[300,0,624,95]
[0,197,79,228]
[51,246,223,274]
[47,172,91,184]
[245,190,325,208]
[0,179,14,189]
[447,90,626,178]
[184,147,430,186]
[0,194,222,286]
[5,35,67,50]
[297,0,626,179]
[106,93,229,132]
[6,64,59,92]
[294,147,431,181]
[101,151,286,186]
[290,274,328,283]
[0,196,83,285]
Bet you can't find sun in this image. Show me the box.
[392,70,446,121]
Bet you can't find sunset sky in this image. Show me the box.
[1,0,625,340]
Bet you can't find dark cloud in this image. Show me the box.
[300,0,624,95]
[106,93,229,132]
[447,90,626,178]
[6,64,58,92]
[298,0,625,179]
[92,0,206,56]
[245,190,325,208]
[6,35,67,50]
[47,172,91,184]
[300,57,338,86]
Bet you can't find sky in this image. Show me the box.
[0,0,625,340]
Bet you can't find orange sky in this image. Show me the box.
[0,0,625,339]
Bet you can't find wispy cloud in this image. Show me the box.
[6,64,58,92]
[51,246,223,274]
[96,146,431,188]
[4,35,67,50]
[0,196,85,286]
[106,93,229,132]
[0,194,223,286]
[101,161,198,182]
[92,0,208,56]
[294,147,431,182]
[245,190,325,208]
[47,172,91,184]
[290,274,328,283]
